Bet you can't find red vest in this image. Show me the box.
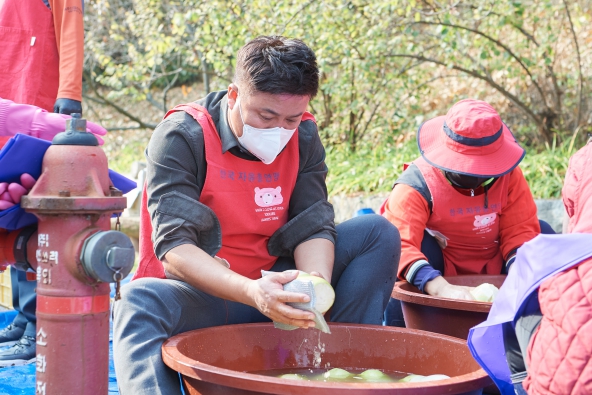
[135,102,315,280]
[415,157,510,275]
[0,0,60,111]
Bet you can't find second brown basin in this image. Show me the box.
[392,275,506,339]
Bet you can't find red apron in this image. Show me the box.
[135,102,315,280]
[415,157,510,275]
[0,0,60,111]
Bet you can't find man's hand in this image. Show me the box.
[424,276,475,300]
[246,270,316,328]
[53,98,82,115]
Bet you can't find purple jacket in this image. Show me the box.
[468,234,592,394]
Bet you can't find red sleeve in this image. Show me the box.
[382,184,430,280]
[48,0,84,101]
[499,166,541,259]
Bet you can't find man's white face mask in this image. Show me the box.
[236,97,297,165]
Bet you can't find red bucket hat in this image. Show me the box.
[417,99,525,177]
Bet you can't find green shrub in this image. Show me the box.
[325,140,417,195]
[326,137,578,199]
[521,136,577,199]
[105,129,577,200]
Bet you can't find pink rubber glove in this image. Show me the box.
[0,188,15,209]
[20,173,36,189]
[0,192,13,204]
[0,200,14,210]
[0,98,107,145]
[0,174,37,211]
[8,183,27,203]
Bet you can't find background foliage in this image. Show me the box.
[83,0,592,197]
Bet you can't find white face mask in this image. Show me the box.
[235,98,297,165]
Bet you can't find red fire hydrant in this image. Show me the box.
[18,114,135,395]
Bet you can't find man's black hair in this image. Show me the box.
[234,36,319,98]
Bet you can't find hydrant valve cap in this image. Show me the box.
[81,230,135,283]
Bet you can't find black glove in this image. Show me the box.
[53,98,82,115]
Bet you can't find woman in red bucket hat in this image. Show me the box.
[380,99,555,327]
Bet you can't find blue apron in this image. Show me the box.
[0,134,136,230]
[468,233,592,394]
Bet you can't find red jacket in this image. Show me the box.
[562,140,592,234]
[524,141,592,395]
[523,257,592,395]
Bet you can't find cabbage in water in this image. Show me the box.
[470,283,499,302]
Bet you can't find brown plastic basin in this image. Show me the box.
[392,275,506,340]
[162,322,491,395]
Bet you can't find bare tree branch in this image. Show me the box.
[384,52,552,142]
[563,0,584,129]
[462,4,562,111]
[389,74,461,120]
[281,0,317,34]
[105,126,151,132]
[463,5,539,45]
[357,102,380,142]
[83,70,158,130]
[161,63,181,114]
[145,92,166,112]
[410,20,550,110]
[83,95,106,126]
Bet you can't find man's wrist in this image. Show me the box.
[241,278,258,308]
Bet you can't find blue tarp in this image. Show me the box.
[0,339,118,395]
[0,339,119,395]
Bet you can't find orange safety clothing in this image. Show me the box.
[48,0,84,101]
[383,160,540,280]
[0,0,83,110]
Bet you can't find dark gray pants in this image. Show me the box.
[113,215,400,394]
[10,267,36,338]
[503,305,543,394]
